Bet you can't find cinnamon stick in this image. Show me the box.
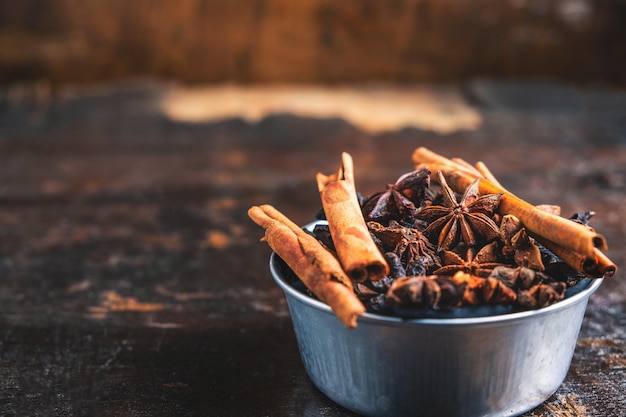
[412,147,608,258]
[532,206,617,278]
[248,204,366,328]
[317,152,390,282]
[537,238,617,278]
[475,161,505,189]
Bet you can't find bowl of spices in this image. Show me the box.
[249,149,616,417]
[270,249,602,417]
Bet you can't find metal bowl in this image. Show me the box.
[270,248,603,417]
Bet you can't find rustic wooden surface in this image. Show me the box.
[0,80,624,416]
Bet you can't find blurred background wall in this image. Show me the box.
[0,0,625,87]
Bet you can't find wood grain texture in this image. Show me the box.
[0,80,624,416]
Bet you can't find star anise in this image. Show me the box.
[386,275,465,310]
[362,168,430,224]
[417,171,502,251]
[386,271,517,309]
[489,265,544,289]
[368,220,441,276]
[499,214,545,271]
[488,266,567,309]
[449,271,517,306]
[510,228,545,270]
[516,282,567,309]
[433,242,509,278]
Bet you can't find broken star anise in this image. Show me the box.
[386,275,465,310]
[449,271,517,306]
[516,282,567,309]
[386,271,517,310]
[417,171,502,251]
[368,220,441,276]
[433,242,510,278]
[362,168,430,224]
[499,214,545,271]
[488,266,567,309]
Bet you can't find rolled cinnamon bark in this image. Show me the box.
[537,238,617,278]
[412,147,608,258]
[532,205,617,278]
[475,161,505,189]
[317,152,390,282]
[248,204,365,328]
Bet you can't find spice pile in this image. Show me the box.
[249,148,616,328]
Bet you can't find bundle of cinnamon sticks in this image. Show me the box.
[249,153,387,328]
[249,148,616,328]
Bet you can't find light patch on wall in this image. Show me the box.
[160,84,482,134]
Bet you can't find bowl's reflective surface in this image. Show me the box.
[270,251,603,417]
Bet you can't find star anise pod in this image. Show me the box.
[498,214,545,271]
[516,282,567,309]
[362,168,430,224]
[449,271,517,306]
[386,275,465,310]
[353,276,395,300]
[489,265,543,289]
[433,242,510,278]
[386,271,516,309]
[510,227,545,271]
[488,266,567,309]
[417,171,502,251]
[368,220,441,275]
[499,214,522,258]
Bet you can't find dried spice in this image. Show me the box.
[489,265,544,289]
[510,228,545,271]
[317,152,389,282]
[488,266,567,308]
[449,271,518,306]
[433,242,509,278]
[311,224,335,251]
[535,211,616,279]
[386,275,465,310]
[355,168,596,314]
[361,169,431,224]
[417,171,502,251]
[413,146,609,259]
[499,214,545,271]
[517,282,567,309]
[251,149,614,326]
[368,220,441,276]
[384,252,407,278]
[386,271,517,310]
[499,214,522,258]
[571,210,596,225]
[248,204,365,328]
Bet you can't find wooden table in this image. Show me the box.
[0,80,624,416]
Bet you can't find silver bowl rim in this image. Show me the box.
[270,221,604,327]
[271,253,603,326]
